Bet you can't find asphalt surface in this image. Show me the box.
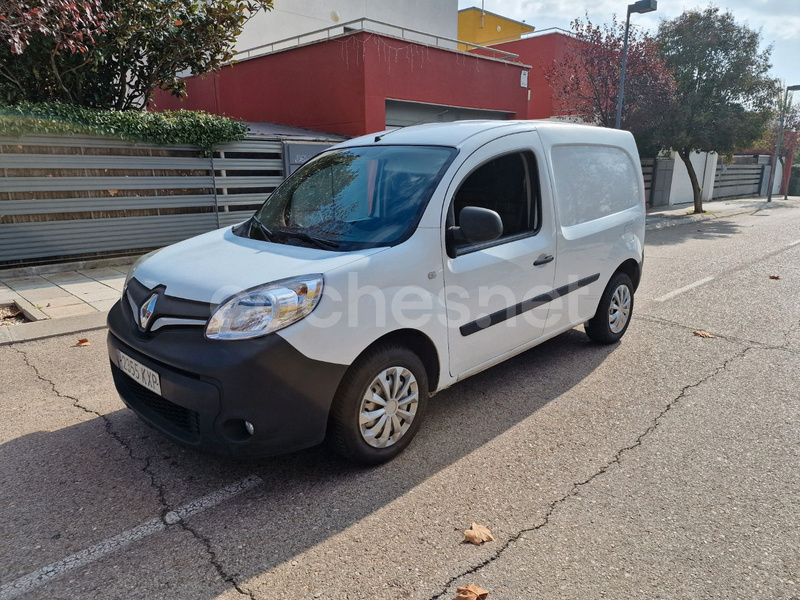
[1,202,798,599]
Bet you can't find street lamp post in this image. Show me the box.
[767,83,800,202]
[615,0,657,130]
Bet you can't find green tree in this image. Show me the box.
[0,0,273,110]
[546,16,676,156]
[655,6,777,213]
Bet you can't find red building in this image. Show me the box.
[476,31,577,120]
[154,29,533,137]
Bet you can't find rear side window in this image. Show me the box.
[551,145,639,227]
[449,151,540,252]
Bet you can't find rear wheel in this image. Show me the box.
[585,272,634,344]
[328,344,428,465]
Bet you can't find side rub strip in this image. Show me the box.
[460,273,600,337]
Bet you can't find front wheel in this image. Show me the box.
[328,344,428,465]
[585,272,634,344]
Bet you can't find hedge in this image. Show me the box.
[0,102,248,152]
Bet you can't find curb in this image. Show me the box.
[646,210,727,231]
[13,297,49,322]
[0,311,108,346]
[645,204,766,231]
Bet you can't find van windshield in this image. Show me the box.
[248,145,456,250]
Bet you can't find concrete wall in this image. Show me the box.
[236,0,458,53]
[773,159,785,195]
[668,151,717,205]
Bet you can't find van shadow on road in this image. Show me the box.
[0,329,617,595]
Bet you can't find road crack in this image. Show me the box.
[426,344,753,600]
[11,345,172,517]
[638,314,800,354]
[178,522,256,599]
[12,344,253,598]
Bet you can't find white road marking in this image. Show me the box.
[653,237,799,304]
[655,276,715,302]
[0,475,263,600]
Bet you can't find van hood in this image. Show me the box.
[131,226,385,303]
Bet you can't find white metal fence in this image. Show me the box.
[0,135,300,268]
[712,162,768,200]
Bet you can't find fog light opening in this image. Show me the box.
[220,418,256,442]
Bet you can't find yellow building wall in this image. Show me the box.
[457,8,535,50]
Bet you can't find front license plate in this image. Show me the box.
[117,350,162,396]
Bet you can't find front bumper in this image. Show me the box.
[107,296,348,459]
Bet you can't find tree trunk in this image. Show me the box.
[49,51,74,104]
[678,148,703,214]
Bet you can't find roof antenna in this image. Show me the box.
[374,109,450,142]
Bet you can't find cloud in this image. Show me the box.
[728,12,800,41]
[463,0,800,39]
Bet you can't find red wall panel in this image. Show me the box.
[153,37,368,136]
[484,33,575,119]
[153,32,530,137]
[360,34,528,131]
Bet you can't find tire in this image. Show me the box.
[585,272,634,344]
[327,344,429,465]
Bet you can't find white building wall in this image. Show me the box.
[772,159,785,195]
[668,151,718,205]
[236,0,458,54]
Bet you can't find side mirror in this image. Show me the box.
[451,206,503,245]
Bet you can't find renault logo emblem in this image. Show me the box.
[139,293,158,330]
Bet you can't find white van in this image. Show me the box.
[108,120,645,464]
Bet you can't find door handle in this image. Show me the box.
[533,255,554,266]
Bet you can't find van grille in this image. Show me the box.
[114,367,200,443]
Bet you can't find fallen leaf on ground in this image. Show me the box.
[453,584,489,600]
[107,189,118,196]
[2,311,21,320]
[463,523,494,546]
[769,275,781,280]
[693,330,715,338]
[75,338,91,347]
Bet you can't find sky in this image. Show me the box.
[458,0,800,107]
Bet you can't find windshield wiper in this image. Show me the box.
[250,214,274,242]
[274,228,339,250]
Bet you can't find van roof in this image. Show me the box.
[336,120,637,153]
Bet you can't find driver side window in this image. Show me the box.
[449,150,540,255]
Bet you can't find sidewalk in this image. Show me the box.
[645,196,799,230]
[2,195,798,344]
[0,265,130,344]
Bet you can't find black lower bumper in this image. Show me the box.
[107,298,348,459]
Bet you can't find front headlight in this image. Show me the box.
[205,275,324,340]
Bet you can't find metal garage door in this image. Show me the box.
[385,99,512,128]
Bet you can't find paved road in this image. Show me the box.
[1,202,798,599]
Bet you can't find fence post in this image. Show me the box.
[210,150,221,229]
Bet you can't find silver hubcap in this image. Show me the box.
[608,284,632,334]
[359,366,419,448]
